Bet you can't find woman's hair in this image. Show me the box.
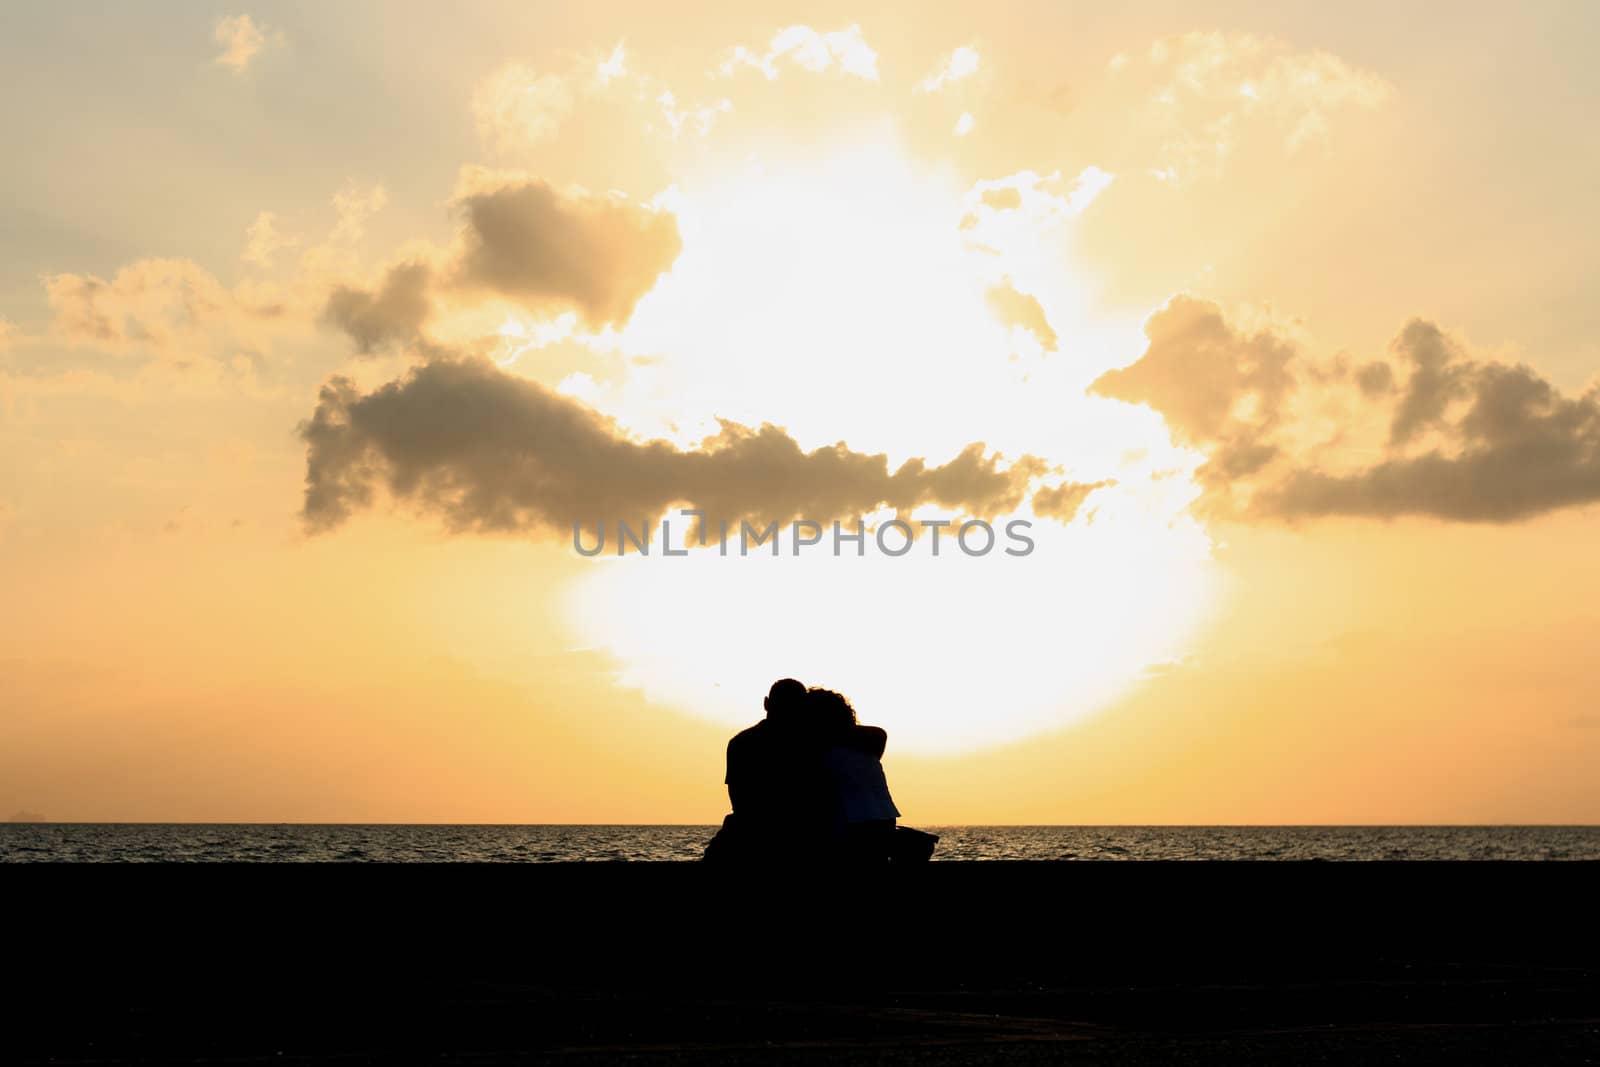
[806,687,857,733]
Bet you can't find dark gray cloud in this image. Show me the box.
[1259,356,1600,523]
[322,262,433,355]
[1355,360,1394,397]
[319,176,682,357]
[300,357,1043,536]
[1387,319,1469,445]
[451,177,682,329]
[1094,297,1600,524]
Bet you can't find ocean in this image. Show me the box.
[3,823,1597,862]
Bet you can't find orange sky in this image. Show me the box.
[2,2,1598,822]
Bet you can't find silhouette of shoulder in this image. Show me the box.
[728,721,769,756]
[846,724,887,759]
[725,721,770,784]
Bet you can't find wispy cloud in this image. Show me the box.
[596,42,627,86]
[472,64,574,151]
[918,46,980,93]
[1109,31,1389,181]
[213,14,281,74]
[717,25,879,81]
[242,212,300,269]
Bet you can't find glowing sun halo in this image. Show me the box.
[554,129,1220,753]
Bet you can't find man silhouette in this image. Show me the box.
[703,678,831,862]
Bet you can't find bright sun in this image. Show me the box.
[548,128,1220,753]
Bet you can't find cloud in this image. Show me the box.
[1258,330,1600,523]
[1092,295,1293,445]
[918,46,980,93]
[46,260,226,349]
[656,90,732,139]
[718,25,879,81]
[315,171,680,355]
[1386,320,1470,445]
[242,211,300,268]
[44,259,291,364]
[322,262,433,355]
[213,14,280,73]
[1355,360,1394,397]
[328,183,387,245]
[1088,298,1305,519]
[472,64,574,152]
[297,182,389,277]
[448,171,682,329]
[1032,480,1111,522]
[299,357,1041,536]
[42,179,385,374]
[963,168,1115,234]
[1092,297,1297,510]
[1095,297,1600,524]
[986,282,1057,352]
[471,43,718,155]
[980,187,1022,211]
[0,318,16,351]
[1109,31,1389,181]
[596,43,627,87]
[1062,166,1117,214]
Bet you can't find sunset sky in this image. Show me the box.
[3,1,1598,823]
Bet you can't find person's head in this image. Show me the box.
[763,678,807,724]
[805,687,857,735]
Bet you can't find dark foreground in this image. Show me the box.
[11,862,1600,1064]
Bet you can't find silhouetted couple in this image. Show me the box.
[703,679,937,865]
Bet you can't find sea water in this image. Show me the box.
[3,823,1597,861]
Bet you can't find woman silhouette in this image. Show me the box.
[806,688,905,863]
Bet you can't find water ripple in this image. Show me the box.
[3,824,1598,862]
